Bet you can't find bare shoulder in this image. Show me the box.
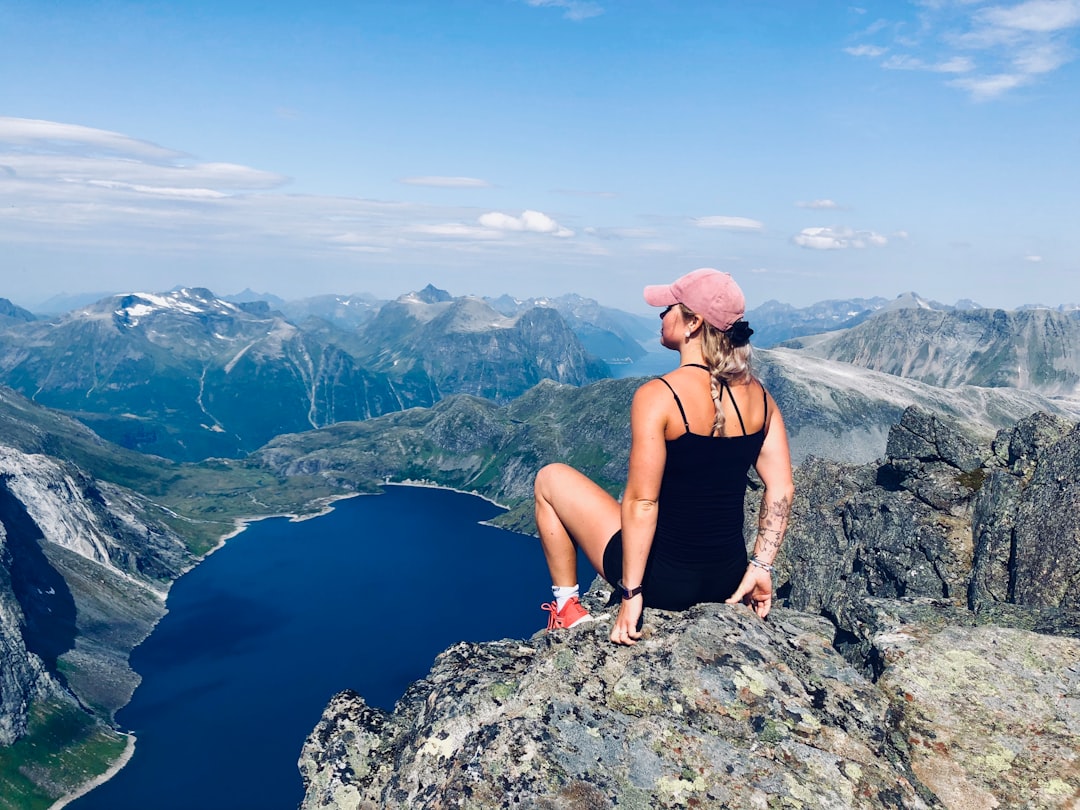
[633,377,671,404]
[630,378,673,429]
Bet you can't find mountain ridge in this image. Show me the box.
[782,306,1080,396]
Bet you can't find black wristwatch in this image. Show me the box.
[618,579,643,600]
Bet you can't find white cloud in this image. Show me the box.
[935,55,976,72]
[524,0,603,21]
[1011,39,1071,71]
[948,71,1030,99]
[399,176,492,188]
[847,0,1080,99]
[693,215,765,232]
[796,199,840,209]
[1025,254,1044,262]
[845,44,888,57]
[883,53,976,72]
[792,226,889,250]
[479,209,574,237]
[980,0,1080,33]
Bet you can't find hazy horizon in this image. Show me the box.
[16,281,1078,319]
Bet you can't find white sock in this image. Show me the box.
[553,584,579,611]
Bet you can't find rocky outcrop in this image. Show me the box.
[779,408,1080,647]
[299,589,1080,809]
[300,599,943,810]
[299,408,1080,809]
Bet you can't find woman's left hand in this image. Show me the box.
[725,566,774,619]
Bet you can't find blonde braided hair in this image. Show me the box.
[678,304,753,436]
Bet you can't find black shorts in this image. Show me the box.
[602,530,746,612]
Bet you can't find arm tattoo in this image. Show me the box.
[754,494,791,559]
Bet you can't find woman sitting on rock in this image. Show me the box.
[534,268,794,645]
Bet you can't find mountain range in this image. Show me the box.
[784,305,1080,396]
[0,286,612,461]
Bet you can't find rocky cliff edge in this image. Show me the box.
[299,408,1080,809]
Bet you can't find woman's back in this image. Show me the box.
[657,364,769,441]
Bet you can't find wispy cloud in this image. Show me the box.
[408,223,503,239]
[796,199,841,210]
[0,117,585,261]
[524,0,603,21]
[692,215,765,232]
[552,188,619,199]
[0,117,184,161]
[583,226,657,239]
[792,226,888,250]
[845,0,1080,99]
[399,176,492,188]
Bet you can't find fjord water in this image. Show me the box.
[72,486,563,810]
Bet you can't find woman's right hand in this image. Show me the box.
[725,565,774,619]
[610,595,644,645]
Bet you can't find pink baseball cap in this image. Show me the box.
[643,268,746,331]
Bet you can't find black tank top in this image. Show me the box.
[652,369,767,563]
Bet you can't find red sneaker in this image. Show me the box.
[541,596,593,631]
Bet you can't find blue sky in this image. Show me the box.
[2,0,1078,313]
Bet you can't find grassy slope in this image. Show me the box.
[0,700,127,810]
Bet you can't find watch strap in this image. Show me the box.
[618,579,643,600]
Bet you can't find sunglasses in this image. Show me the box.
[660,305,676,319]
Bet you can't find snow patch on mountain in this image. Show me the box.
[112,289,241,327]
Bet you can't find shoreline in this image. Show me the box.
[386,478,510,511]
[48,734,135,810]
[46,492,365,807]
[46,481,510,806]
[203,491,368,556]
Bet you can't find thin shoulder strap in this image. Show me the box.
[762,381,769,425]
[722,380,748,436]
[656,377,690,434]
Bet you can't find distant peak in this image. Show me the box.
[414,284,453,304]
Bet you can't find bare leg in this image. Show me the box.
[534,463,621,587]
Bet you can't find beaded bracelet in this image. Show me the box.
[749,557,774,573]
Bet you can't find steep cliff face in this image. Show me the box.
[0,519,58,746]
[0,444,192,745]
[298,408,1080,809]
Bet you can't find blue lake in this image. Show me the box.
[72,485,568,810]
